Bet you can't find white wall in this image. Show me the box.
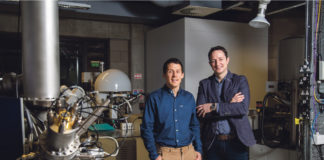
[184,18,268,108]
[146,18,268,109]
[146,19,185,93]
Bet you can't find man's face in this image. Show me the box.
[163,63,184,89]
[209,50,229,75]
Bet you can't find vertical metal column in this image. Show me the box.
[291,80,298,147]
[302,0,312,159]
[21,0,60,103]
[308,0,320,159]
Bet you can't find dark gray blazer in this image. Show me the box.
[197,71,256,151]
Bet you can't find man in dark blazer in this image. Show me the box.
[196,46,255,160]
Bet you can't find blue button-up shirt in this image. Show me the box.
[215,76,231,135]
[141,85,202,160]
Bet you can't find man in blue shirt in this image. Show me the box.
[196,46,255,160]
[141,58,202,160]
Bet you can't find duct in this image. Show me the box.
[22,0,60,105]
[172,1,222,17]
[150,1,183,7]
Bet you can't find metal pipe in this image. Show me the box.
[22,0,60,102]
[291,80,297,147]
[224,2,244,11]
[76,99,110,137]
[305,1,315,160]
[76,53,80,85]
[266,2,306,16]
[305,0,309,60]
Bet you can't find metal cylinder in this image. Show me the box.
[22,0,60,101]
[47,127,79,151]
[39,127,80,159]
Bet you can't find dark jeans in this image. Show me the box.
[205,138,248,160]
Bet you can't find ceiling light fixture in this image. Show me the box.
[249,0,271,28]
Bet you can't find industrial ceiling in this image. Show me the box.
[0,1,305,27]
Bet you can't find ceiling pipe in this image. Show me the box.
[224,1,244,11]
[266,2,306,16]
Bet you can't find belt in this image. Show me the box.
[217,134,235,141]
[156,144,193,152]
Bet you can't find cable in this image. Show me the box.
[78,105,119,112]
[311,0,323,137]
[122,97,133,113]
[261,93,276,144]
[78,110,125,122]
[314,88,324,103]
[90,124,99,147]
[311,0,321,139]
[77,95,97,118]
[261,92,291,147]
[99,136,120,157]
[311,1,324,160]
[24,107,34,145]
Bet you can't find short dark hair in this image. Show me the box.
[208,46,228,60]
[163,58,184,74]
